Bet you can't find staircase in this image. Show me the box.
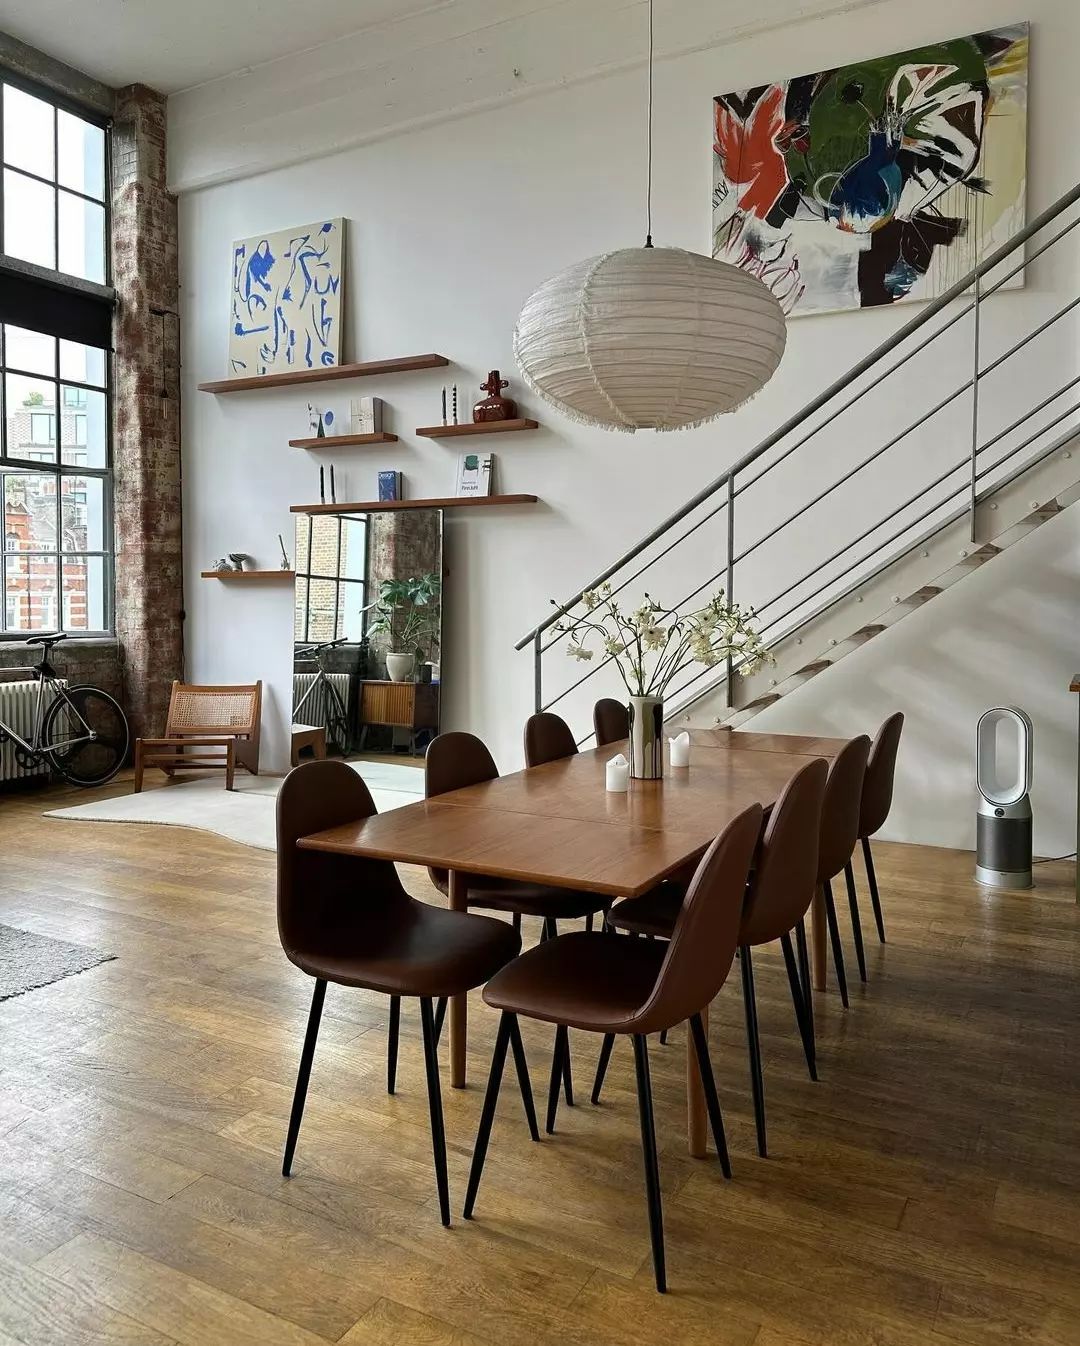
[516,181,1080,736]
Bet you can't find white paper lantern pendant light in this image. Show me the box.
[514,2,787,433]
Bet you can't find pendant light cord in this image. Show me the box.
[645,0,654,247]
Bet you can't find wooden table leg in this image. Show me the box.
[811,885,827,992]
[448,869,467,1088]
[687,1005,708,1158]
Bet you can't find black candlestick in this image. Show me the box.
[330,463,336,503]
[319,465,325,504]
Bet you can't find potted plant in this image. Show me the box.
[554,584,768,778]
[367,573,442,682]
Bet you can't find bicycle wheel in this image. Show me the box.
[43,685,130,786]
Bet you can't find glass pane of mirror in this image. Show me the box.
[292,508,443,779]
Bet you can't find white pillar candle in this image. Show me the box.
[668,732,691,768]
[606,753,630,792]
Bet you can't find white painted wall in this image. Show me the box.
[178,0,1080,855]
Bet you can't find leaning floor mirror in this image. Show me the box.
[292,508,443,796]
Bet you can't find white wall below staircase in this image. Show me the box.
[750,509,1080,855]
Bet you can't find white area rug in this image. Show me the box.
[44,761,423,852]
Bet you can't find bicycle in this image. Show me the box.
[0,633,130,786]
[293,638,350,756]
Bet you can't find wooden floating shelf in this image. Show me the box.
[290,494,539,515]
[201,569,295,581]
[198,354,449,394]
[288,432,398,449]
[415,419,539,439]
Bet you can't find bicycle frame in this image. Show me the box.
[0,668,97,760]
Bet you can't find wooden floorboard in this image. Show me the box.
[1,771,1079,1344]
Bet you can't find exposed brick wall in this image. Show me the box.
[0,639,123,702]
[110,85,183,739]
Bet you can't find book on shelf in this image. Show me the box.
[454,452,494,498]
[378,470,402,501]
[350,396,384,435]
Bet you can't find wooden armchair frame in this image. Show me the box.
[133,681,262,792]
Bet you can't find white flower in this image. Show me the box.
[582,590,598,611]
[566,643,594,663]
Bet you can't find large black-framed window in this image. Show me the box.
[0,73,113,638]
[294,513,369,645]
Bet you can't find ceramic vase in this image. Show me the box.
[628,695,664,779]
[385,652,415,683]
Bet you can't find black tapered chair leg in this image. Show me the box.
[419,996,451,1227]
[632,1034,667,1294]
[512,911,522,935]
[507,1013,539,1141]
[585,912,594,932]
[822,881,849,1009]
[862,836,887,943]
[541,916,557,943]
[433,996,447,1046]
[659,1028,668,1045]
[844,861,868,983]
[794,917,815,1062]
[688,1013,732,1178]
[387,995,401,1094]
[738,946,768,1157]
[592,1033,616,1104]
[546,1024,568,1133]
[780,932,817,1081]
[562,1030,574,1106]
[282,978,326,1177]
[463,1010,512,1219]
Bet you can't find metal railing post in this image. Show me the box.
[725,474,735,709]
[534,630,543,713]
[969,268,982,543]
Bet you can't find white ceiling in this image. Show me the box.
[0,0,452,93]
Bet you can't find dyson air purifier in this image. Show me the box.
[975,707,1033,889]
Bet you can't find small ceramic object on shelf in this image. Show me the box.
[228,553,250,572]
[278,534,290,570]
[606,753,630,792]
[473,369,517,423]
[211,557,229,573]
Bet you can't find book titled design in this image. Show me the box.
[378,470,402,501]
[454,452,493,498]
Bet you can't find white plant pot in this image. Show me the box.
[385,652,415,683]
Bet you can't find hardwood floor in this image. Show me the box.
[1,771,1079,1344]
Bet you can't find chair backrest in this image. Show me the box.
[424,731,499,892]
[740,758,828,946]
[524,711,578,767]
[817,735,871,884]
[629,803,763,1035]
[165,681,261,738]
[276,759,406,964]
[593,698,629,747]
[860,712,904,838]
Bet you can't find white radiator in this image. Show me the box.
[292,672,351,716]
[0,679,48,782]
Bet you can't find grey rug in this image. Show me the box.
[0,923,114,1002]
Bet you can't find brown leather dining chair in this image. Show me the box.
[276,759,533,1227]
[462,803,764,1294]
[593,697,629,747]
[524,710,579,766]
[594,758,828,1160]
[426,731,610,1111]
[851,712,904,947]
[817,735,872,1007]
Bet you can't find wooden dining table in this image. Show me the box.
[298,728,846,1157]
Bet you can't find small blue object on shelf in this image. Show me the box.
[378,470,402,501]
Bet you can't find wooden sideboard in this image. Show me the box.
[358,679,439,751]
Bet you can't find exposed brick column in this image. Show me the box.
[110,85,182,739]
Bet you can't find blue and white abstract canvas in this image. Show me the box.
[228,218,345,377]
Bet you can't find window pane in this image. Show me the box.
[60,386,105,467]
[340,516,366,581]
[5,375,57,462]
[58,190,105,283]
[59,339,107,388]
[340,583,366,640]
[60,474,105,551]
[4,169,56,269]
[62,554,105,630]
[307,578,337,642]
[4,552,58,632]
[3,85,55,179]
[57,110,105,200]
[4,472,57,552]
[4,326,55,377]
[294,577,308,641]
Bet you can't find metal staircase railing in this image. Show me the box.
[516,180,1080,729]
